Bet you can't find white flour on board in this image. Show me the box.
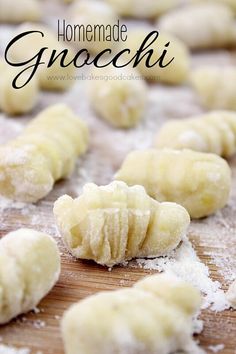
[0,344,30,354]
[129,237,229,312]
[208,344,225,353]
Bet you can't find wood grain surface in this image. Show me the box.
[0,0,236,353]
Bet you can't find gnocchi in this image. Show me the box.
[190,66,236,110]
[121,29,190,85]
[87,66,148,128]
[115,149,231,219]
[104,0,180,19]
[0,0,41,23]
[158,3,236,50]
[53,181,190,267]
[226,279,236,309]
[0,59,39,115]
[194,0,236,14]
[61,273,202,354]
[9,24,76,91]
[0,228,60,324]
[0,104,89,203]
[154,111,236,158]
[68,0,118,54]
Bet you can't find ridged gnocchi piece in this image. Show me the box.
[0,228,60,324]
[9,24,76,91]
[190,66,236,110]
[0,59,39,115]
[61,273,202,354]
[68,0,118,55]
[154,111,236,158]
[121,29,190,85]
[115,149,231,219]
[158,3,236,50]
[0,104,89,202]
[53,181,190,267]
[0,0,41,23]
[104,0,180,19]
[87,66,147,128]
[226,279,236,309]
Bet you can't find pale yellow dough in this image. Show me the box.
[68,0,118,54]
[0,59,39,115]
[154,111,236,158]
[0,104,89,203]
[0,228,60,324]
[190,66,236,110]
[193,0,236,14]
[61,273,202,354]
[104,0,180,19]
[115,149,231,219]
[87,66,147,128]
[9,24,76,91]
[0,0,41,23]
[226,279,236,309]
[120,29,190,85]
[158,3,236,50]
[53,181,190,266]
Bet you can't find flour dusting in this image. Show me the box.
[131,238,229,312]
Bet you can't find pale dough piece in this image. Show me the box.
[190,66,236,110]
[68,0,118,54]
[158,3,236,50]
[0,0,41,23]
[53,181,190,266]
[226,279,236,308]
[120,28,190,84]
[0,228,60,324]
[104,0,180,19]
[154,111,236,158]
[61,273,202,354]
[87,66,147,128]
[115,149,231,219]
[9,24,76,91]
[0,104,89,202]
[193,0,236,14]
[0,59,39,115]
[218,0,236,12]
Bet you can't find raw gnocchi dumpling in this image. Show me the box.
[87,66,147,128]
[0,59,39,115]
[190,66,236,110]
[226,279,236,309]
[194,0,236,14]
[115,149,231,219]
[154,111,236,158]
[0,228,60,324]
[121,29,190,85]
[61,273,202,354]
[9,24,76,91]
[158,3,236,50]
[0,104,89,203]
[0,0,41,23]
[104,0,180,19]
[68,0,118,54]
[53,181,190,266]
